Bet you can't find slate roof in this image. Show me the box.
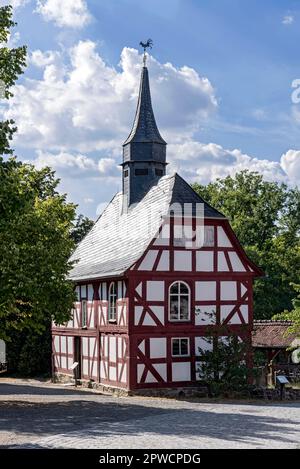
[68,173,225,281]
[123,66,166,145]
[252,321,300,348]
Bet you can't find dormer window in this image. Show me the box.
[108,282,117,322]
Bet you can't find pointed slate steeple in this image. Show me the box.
[122,63,167,206]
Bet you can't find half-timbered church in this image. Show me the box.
[52,53,263,393]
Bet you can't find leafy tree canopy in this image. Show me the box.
[0,6,76,340]
[273,283,300,336]
[71,214,94,244]
[192,171,300,319]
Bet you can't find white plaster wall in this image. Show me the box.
[221,281,237,300]
[217,226,232,247]
[195,336,213,353]
[218,252,229,271]
[172,362,191,382]
[137,364,145,383]
[195,305,216,325]
[54,336,60,352]
[153,363,167,381]
[145,371,157,383]
[89,338,96,358]
[67,337,73,354]
[117,337,123,358]
[150,306,165,325]
[139,250,158,270]
[240,305,249,323]
[120,363,127,383]
[100,361,106,379]
[61,356,67,369]
[109,365,117,381]
[153,223,170,246]
[220,305,235,323]
[195,281,216,301]
[135,282,142,296]
[196,251,214,271]
[110,336,117,363]
[147,281,164,301]
[138,340,145,354]
[150,338,166,358]
[174,250,192,271]
[83,359,89,376]
[157,251,170,271]
[204,226,215,246]
[60,337,67,354]
[134,306,143,325]
[82,337,88,356]
[229,251,246,271]
[143,314,156,326]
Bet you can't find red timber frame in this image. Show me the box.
[52,278,130,388]
[52,216,263,391]
[126,216,262,390]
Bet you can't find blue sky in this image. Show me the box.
[1,0,300,218]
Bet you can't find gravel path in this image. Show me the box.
[0,378,299,449]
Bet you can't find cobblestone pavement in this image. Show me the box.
[0,378,299,449]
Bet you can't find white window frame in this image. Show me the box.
[108,282,117,322]
[171,337,190,357]
[168,281,191,322]
[81,299,87,328]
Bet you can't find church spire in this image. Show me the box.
[122,40,167,207]
[123,65,166,146]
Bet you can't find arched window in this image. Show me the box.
[169,281,190,321]
[108,282,117,321]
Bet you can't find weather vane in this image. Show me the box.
[139,38,153,66]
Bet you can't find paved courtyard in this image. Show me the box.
[0,378,299,449]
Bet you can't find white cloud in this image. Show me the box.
[30,150,120,179]
[1,0,30,8]
[84,197,94,204]
[281,150,300,183]
[168,141,296,185]
[4,42,217,153]
[35,0,92,28]
[282,15,294,25]
[29,49,61,68]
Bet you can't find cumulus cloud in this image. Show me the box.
[35,0,92,28]
[29,150,120,179]
[282,15,294,25]
[168,141,295,185]
[280,150,300,183]
[4,42,217,153]
[1,0,30,8]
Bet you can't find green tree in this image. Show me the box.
[0,5,26,155]
[273,283,300,336]
[192,171,300,319]
[71,213,94,244]
[0,6,76,342]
